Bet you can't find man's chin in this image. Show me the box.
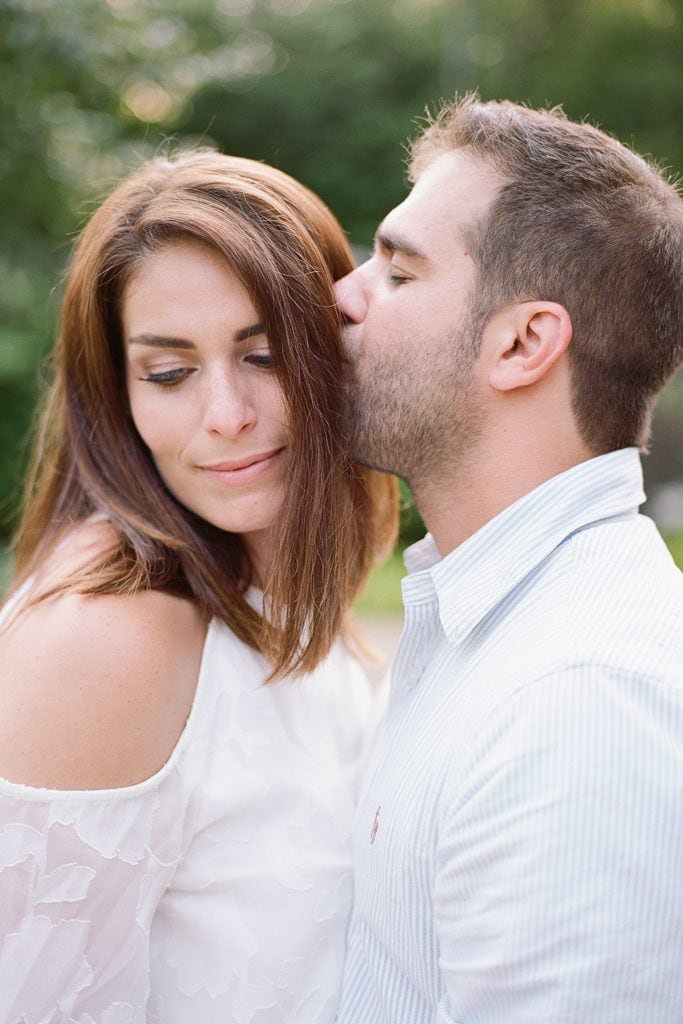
[351,440,406,481]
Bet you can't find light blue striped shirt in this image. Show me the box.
[338,449,683,1024]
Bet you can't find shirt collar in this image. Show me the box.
[402,448,645,643]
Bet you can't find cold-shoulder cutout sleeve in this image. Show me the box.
[0,618,222,1023]
[0,762,197,1021]
[0,587,206,790]
[0,593,378,1022]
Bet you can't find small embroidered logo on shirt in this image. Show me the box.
[370,806,381,844]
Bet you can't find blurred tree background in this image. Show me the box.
[1,0,682,550]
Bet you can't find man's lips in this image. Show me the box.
[198,448,285,484]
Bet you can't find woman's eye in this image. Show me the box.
[141,368,193,387]
[246,353,273,368]
[388,272,409,285]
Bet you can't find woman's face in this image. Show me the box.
[124,238,289,576]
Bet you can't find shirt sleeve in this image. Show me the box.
[0,778,184,1023]
[433,667,683,1024]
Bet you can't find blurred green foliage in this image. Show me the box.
[665,531,683,569]
[1,0,682,541]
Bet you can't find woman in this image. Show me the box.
[0,150,397,1022]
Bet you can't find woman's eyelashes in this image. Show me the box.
[140,349,273,387]
[142,367,194,387]
[244,351,273,368]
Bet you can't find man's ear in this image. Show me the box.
[487,301,572,392]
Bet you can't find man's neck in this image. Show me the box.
[413,437,596,558]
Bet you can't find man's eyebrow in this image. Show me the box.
[375,229,429,263]
[127,323,265,347]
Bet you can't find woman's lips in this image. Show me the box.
[198,448,285,484]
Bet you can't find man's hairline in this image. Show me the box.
[408,142,510,249]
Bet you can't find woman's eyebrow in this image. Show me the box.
[235,323,265,342]
[127,323,265,348]
[128,334,195,350]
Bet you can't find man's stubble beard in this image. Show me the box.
[346,326,482,491]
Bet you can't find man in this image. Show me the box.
[335,96,683,1023]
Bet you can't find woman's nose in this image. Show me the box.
[202,371,256,438]
[335,267,369,325]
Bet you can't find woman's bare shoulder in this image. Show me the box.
[0,536,208,792]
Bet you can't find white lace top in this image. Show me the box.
[0,613,376,1023]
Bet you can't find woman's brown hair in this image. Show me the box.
[10,150,398,678]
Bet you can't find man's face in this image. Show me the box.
[335,150,504,487]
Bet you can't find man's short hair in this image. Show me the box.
[410,95,683,452]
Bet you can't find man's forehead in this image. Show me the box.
[379,151,503,255]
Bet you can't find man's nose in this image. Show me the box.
[334,268,368,325]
